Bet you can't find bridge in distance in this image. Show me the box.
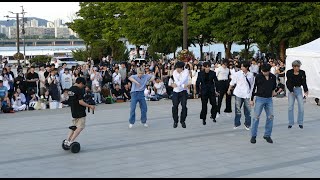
[0,39,85,47]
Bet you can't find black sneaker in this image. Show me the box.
[202,119,206,125]
[263,136,273,143]
[299,125,303,129]
[250,136,256,144]
[288,125,292,129]
[181,122,186,128]
[173,122,178,128]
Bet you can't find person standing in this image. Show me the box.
[38,65,47,96]
[128,67,154,128]
[286,60,308,129]
[196,62,219,125]
[64,77,95,147]
[250,64,282,144]
[216,60,232,116]
[249,59,260,77]
[61,68,73,91]
[227,61,255,130]
[26,66,39,95]
[171,61,190,128]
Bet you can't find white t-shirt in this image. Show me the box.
[215,66,230,81]
[154,82,166,95]
[270,66,277,75]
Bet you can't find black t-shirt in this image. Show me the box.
[68,86,86,118]
[278,66,285,77]
[112,89,123,97]
[26,72,39,88]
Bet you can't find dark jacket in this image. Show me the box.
[196,70,219,95]
[286,69,308,93]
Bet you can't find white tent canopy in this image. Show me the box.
[286,38,320,98]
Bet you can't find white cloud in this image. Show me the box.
[0,2,80,23]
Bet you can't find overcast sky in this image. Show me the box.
[0,2,80,23]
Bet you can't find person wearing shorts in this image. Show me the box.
[64,77,95,146]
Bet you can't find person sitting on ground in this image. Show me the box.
[153,77,167,99]
[112,84,124,102]
[28,91,39,110]
[1,97,14,113]
[144,84,158,101]
[16,88,26,105]
[123,83,131,102]
[40,89,52,109]
[11,91,27,111]
[83,86,95,106]
[60,89,70,107]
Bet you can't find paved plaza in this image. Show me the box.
[0,96,320,178]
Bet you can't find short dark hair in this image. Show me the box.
[76,77,86,85]
[175,61,185,69]
[241,61,250,69]
[203,61,211,67]
[261,64,271,72]
[30,66,35,69]
[62,63,67,66]
[0,80,3,83]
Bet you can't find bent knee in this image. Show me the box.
[268,115,274,121]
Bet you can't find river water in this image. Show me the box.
[0,43,259,59]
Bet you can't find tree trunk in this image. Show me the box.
[279,39,286,62]
[136,45,140,58]
[199,43,203,61]
[173,51,176,59]
[244,42,250,60]
[223,41,232,59]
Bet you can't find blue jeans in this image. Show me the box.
[251,97,274,137]
[129,91,148,124]
[288,87,304,125]
[234,96,251,127]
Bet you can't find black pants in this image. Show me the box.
[172,90,188,123]
[217,80,232,113]
[200,92,217,120]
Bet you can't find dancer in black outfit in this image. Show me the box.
[196,62,219,125]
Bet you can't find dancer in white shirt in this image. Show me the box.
[227,61,255,130]
[171,62,190,128]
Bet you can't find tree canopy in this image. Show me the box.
[67,2,320,62]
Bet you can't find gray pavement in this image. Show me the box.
[0,96,320,178]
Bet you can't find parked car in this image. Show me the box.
[50,57,86,68]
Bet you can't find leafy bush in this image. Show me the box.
[30,55,51,65]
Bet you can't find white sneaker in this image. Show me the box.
[143,123,148,128]
[216,113,220,119]
[244,125,250,131]
[67,141,73,146]
[233,126,239,130]
[129,124,133,128]
[64,140,69,145]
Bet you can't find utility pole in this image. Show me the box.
[183,2,188,50]
[5,9,26,66]
[21,6,27,66]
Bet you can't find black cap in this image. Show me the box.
[75,77,86,85]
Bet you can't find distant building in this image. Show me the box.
[55,27,71,38]
[30,19,38,27]
[0,25,7,35]
[54,19,63,28]
[47,22,54,28]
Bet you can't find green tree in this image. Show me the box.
[188,2,216,61]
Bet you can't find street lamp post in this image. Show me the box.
[5,8,27,66]
[21,6,27,66]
